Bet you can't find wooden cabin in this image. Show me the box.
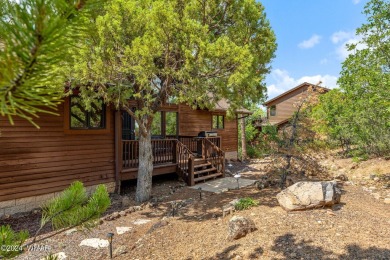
[257,82,329,129]
[0,97,249,216]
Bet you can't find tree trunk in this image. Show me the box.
[136,128,153,203]
[240,116,247,160]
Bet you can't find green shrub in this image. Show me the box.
[0,225,29,258]
[234,198,259,210]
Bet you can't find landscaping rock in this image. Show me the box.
[147,219,169,234]
[133,219,151,225]
[79,238,109,249]
[228,216,257,240]
[276,181,341,211]
[116,226,132,235]
[222,199,239,217]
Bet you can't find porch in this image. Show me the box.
[119,136,225,186]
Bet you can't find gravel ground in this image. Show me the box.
[3,154,390,260]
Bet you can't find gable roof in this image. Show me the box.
[263,82,329,106]
[213,98,252,114]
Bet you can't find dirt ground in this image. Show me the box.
[3,152,390,260]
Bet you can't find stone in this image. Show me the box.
[133,219,151,225]
[122,196,131,208]
[228,216,257,240]
[79,238,109,249]
[147,219,169,234]
[116,227,132,235]
[222,199,239,218]
[133,206,142,211]
[119,211,127,217]
[114,245,128,256]
[65,228,77,235]
[276,181,341,211]
[384,198,390,204]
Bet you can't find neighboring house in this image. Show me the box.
[0,96,250,216]
[257,82,329,129]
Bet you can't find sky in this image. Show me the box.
[260,0,369,100]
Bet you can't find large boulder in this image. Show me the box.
[276,181,341,211]
[228,216,257,240]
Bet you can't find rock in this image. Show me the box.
[65,228,77,235]
[122,196,131,208]
[79,238,109,249]
[147,219,169,234]
[384,198,390,204]
[276,181,341,211]
[228,216,257,240]
[222,199,240,217]
[334,173,348,182]
[133,219,151,225]
[374,177,380,182]
[119,211,127,217]
[133,206,142,211]
[116,226,132,235]
[255,180,269,190]
[114,245,128,256]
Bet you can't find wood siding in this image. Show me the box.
[0,102,115,202]
[178,104,238,153]
[266,85,310,125]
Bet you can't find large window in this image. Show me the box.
[166,112,177,136]
[70,96,105,129]
[151,112,162,137]
[212,115,224,129]
[270,105,276,116]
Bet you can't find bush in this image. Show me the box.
[234,198,259,210]
[0,225,29,258]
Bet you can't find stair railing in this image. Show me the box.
[176,140,195,185]
[202,138,225,177]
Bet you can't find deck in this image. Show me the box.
[119,136,225,185]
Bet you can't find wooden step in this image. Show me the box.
[194,172,223,182]
[194,167,217,175]
[194,163,212,169]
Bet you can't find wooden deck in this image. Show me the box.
[120,137,225,185]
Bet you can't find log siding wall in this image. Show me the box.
[0,102,115,202]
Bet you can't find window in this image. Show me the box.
[212,115,224,129]
[270,105,276,116]
[151,112,162,137]
[166,112,178,136]
[70,96,105,129]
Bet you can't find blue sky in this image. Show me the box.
[261,0,369,100]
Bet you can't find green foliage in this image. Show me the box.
[234,198,259,211]
[0,225,29,258]
[41,181,110,231]
[312,0,390,156]
[0,0,101,127]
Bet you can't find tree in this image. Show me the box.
[68,0,276,202]
[0,0,100,127]
[315,0,390,156]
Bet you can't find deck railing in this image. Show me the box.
[121,136,222,171]
[176,141,195,185]
[122,139,177,169]
[202,138,225,176]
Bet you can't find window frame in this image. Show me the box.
[212,114,224,130]
[64,96,111,135]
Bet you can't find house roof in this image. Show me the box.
[263,82,329,106]
[213,98,252,115]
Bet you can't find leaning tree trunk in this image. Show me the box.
[136,128,154,203]
[240,116,247,160]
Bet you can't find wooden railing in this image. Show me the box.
[202,138,225,176]
[122,139,177,169]
[176,141,195,185]
[177,136,198,153]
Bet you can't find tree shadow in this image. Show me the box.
[271,233,333,259]
[340,244,390,259]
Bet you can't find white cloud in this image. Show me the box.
[331,31,354,44]
[298,34,321,49]
[352,0,361,4]
[267,69,338,100]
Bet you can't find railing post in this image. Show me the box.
[172,140,177,163]
[188,156,195,186]
[202,138,206,159]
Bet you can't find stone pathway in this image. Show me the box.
[191,177,256,193]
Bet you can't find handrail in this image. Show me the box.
[202,138,225,177]
[175,140,195,185]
